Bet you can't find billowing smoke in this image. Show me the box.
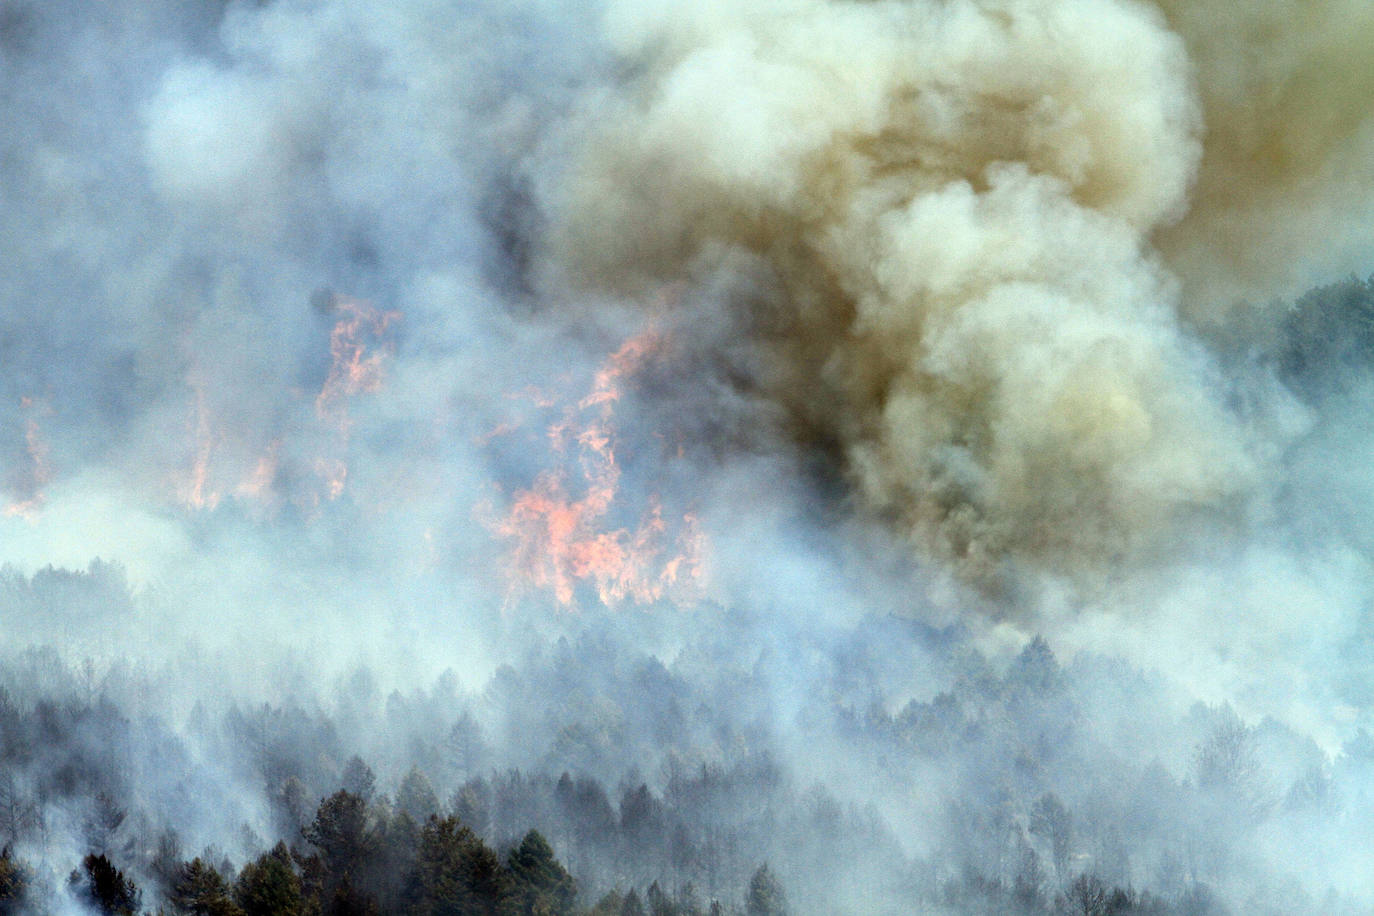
[550,0,1374,583]
[1155,0,1374,314]
[4,0,1374,913]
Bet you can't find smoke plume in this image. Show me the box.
[551,0,1374,584]
[4,0,1374,913]
[1155,0,1374,314]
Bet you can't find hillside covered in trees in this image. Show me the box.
[1,559,1373,914]
[8,0,1374,913]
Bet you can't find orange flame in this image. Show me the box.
[180,373,220,510]
[4,397,53,519]
[493,331,707,609]
[173,295,399,514]
[316,298,400,434]
[312,297,400,500]
[235,440,281,501]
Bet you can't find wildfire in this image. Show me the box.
[312,296,400,501]
[235,441,281,501]
[493,331,707,609]
[316,297,400,435]
[4,397,52,520]
[178,373,282,512]
[180,373,220,510]
[175,295,399,513]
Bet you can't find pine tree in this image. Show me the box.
[235,843,305,916]
[507,830,576,916]
[173,857,243,916]
[744,865,786,916]
[304,791,379,881]
[71,854,140,916]
[397,767,440,823]
[407,815,511,916]
[0,846,27,915]
[620,889,646,916]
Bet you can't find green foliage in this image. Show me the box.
[304,791,379,879]
[71,853,141,916]
[507,830,576,916]
[0,846,28,915]
[235,843,305,916]
[406,815,510,916]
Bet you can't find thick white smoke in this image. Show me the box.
[553,0,1271,583]
[6,1,1374,912]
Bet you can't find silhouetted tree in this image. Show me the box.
[173,857,242,915]
[0,846,27,915]
[274,777,312,839]
[1067,873,1109,916]
[1011,842,1044,912]
[85,792,128,858]
[71,854,140,916]
[0,776,37,849]
[745,865,785,916]
[1029,793,1072,883]
[1195,710,1258,793]
[646,880,675,916]
[235,843,304,916]
[507,829,576,915]
[620,889,646,916]
[398,767,440,823]
[341,757,376,804]
[447,712,488,782]
[452,778,493,838]
[589,889,623,915]
[304,791,379,880]
[406,815,510,916]
[325,873,379,916]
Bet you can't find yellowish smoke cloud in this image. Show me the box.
[553,0,1372,583]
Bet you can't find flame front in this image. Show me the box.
[174,295,399,513]
[315,298,399,436]
[180,373,220,510]
[311,297,400,503]
[4,397,52,519]
[494,331,707,609]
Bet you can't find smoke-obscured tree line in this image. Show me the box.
[0,565,1372,913]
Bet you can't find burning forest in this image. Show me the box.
[4,0,1374,914]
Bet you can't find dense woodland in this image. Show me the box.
[2,284,1374,913]
[2,551,1374,914]
[5,0,1374,907]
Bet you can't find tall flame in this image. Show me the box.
[493,331,707,609]
[4,397,52,520]
[174,295,399,513]
[180,372,220,510]
[312,297,400,501]
[235,440,281,502]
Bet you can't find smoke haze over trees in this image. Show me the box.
[4,0,1374,913]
